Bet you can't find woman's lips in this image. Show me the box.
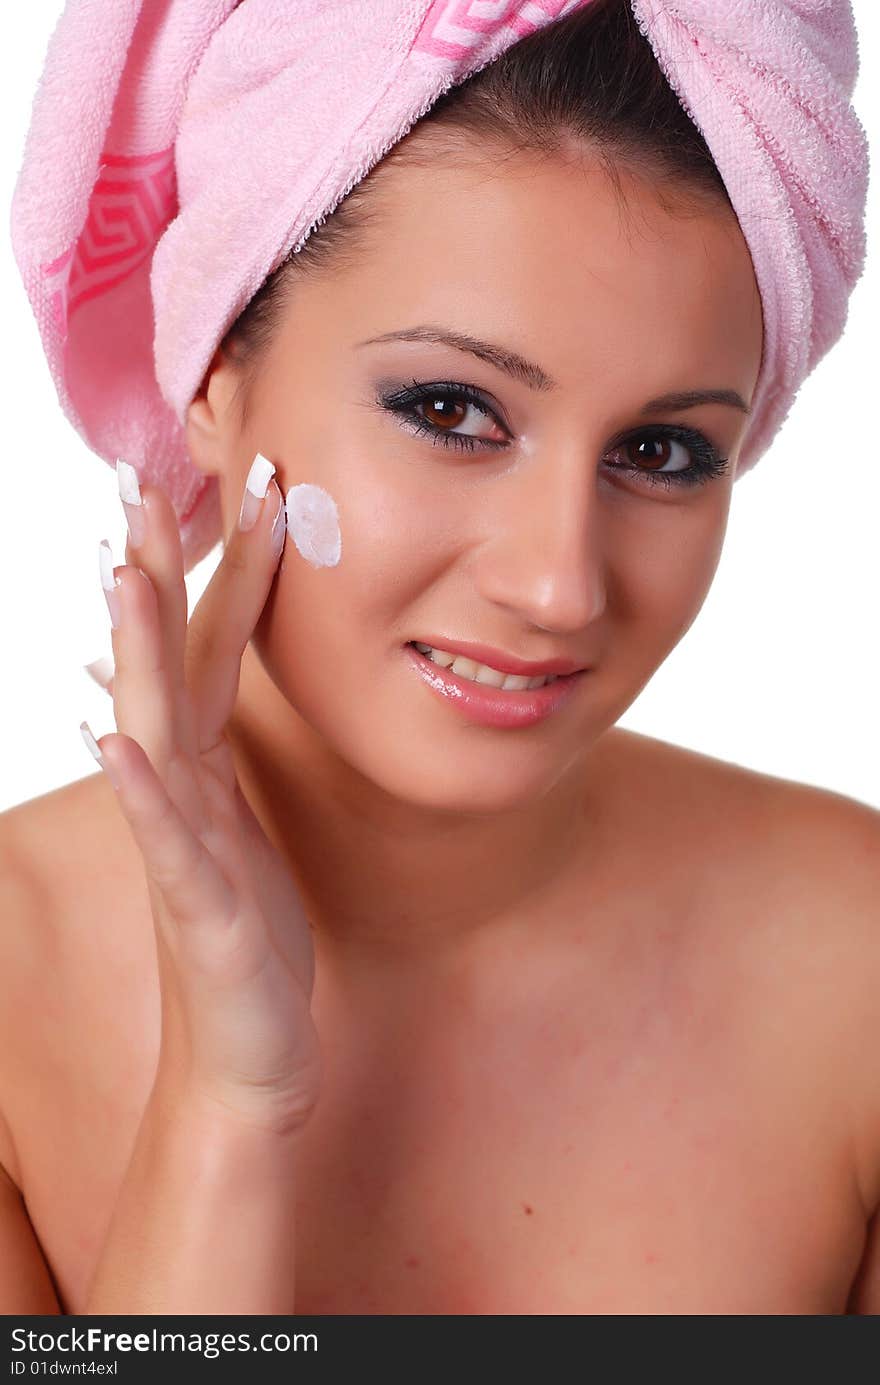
[404,643,586,729]
[411,636,585,679]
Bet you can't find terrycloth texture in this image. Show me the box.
[10,0,869,573]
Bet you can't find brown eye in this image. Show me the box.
[379,380,511,453]
[414,393,505,444]
[622,437,686,474]
[420,397,468,431]
[602,427,729,489]
[606,432,697,483]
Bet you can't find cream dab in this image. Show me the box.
[284,483,342,568]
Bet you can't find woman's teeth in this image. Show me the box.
[412,643,557,690]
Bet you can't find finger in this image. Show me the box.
[184,457,285,754]
[106,554,173,775]
[105,552,204,835]
[116,463,197,765]
[91,726,235,934]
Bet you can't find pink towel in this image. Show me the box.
[10,0,869,573]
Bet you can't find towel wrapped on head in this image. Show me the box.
[10,0,869,573]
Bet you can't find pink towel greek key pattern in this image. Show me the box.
[412,0,585,61]
[41,147,176,324]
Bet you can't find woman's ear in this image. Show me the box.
[184,344,243,478]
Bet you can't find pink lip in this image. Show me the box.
[412,637,586,679]
[405,644,586,729]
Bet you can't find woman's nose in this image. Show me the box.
[475,451,607,636]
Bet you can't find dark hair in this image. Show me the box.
[220,0,731,419]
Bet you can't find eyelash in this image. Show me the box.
[378,379,730,489]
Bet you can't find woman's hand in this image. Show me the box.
[81,456,322,1139]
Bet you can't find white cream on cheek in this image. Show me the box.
[284,483,342,568]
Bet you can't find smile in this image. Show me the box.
[412,642,557,690]
[405,643,586,730]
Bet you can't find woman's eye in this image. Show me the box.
[605,432,729,489]
[608,435,692,478]
[417,395,506,443]
[378,381,729,487]
[379,382,509,452]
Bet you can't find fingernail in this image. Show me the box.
[99,539,121,630]
[238,453,275,532]
[80,720,121,790]
[270,489,286,559]
[116,458,146,547]
[84,655,114,695]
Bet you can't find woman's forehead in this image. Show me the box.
[289,149,763,397]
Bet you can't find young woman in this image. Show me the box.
[2,0,877,1315]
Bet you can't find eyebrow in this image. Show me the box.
[356,324,751,416]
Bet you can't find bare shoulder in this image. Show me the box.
[613,723,879,933]
[0,767,137,884]
[607,723,879,861]
[0,770,132,990]
[0,772,158,1190]
[610,725,880,1207]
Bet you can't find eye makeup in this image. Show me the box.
[375,377,730,489]
[378,379,507,453]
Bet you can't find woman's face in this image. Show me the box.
[201,145,763,815]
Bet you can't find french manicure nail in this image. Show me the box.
[270,489,287,558]
[116,458,146,547]
[238,453,276,532]
[99,539,121,630]
[80,719,122,790]
[84,655,115,694]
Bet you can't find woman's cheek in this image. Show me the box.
[618,498,731,659]
[325,457,471,600]
[263,461,447,665]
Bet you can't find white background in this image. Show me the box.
[1,3,877,815]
